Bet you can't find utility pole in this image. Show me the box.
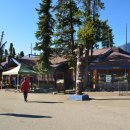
[31,43,32,55]
[108,30,111,48]
[126,24,128,52]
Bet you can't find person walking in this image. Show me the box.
[20,77,30,102]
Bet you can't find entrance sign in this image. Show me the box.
[106,75,112,82]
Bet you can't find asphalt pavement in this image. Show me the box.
[0,89,130,130]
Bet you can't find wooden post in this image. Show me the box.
[17,74,19,91]
[93,69,97,89]
[76,44,84,95]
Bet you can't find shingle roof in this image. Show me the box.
[91,48,112,56]
[90,48,130,69]
[50,56,67,64]
[17,59,37,69]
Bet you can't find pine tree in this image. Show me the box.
[9,43,16,58]
[2,49,8,61]
[54,0,81,86]
[35,0,54,70]
[19,51,24,58]
[101,20,114,48]
[54,0,81,57]
[0,31,7,63]
[4,49,8,57]
[12,47,16,58]
[76,0,105,94]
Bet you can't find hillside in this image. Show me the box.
[120,42,130,52]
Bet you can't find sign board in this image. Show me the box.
[106,75,112,83]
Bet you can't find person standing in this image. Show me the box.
[20,77,30,102]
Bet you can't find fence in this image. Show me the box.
[96,82,130,95]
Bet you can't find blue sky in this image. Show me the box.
[0,0,130,55]
[101,0,130,46]
[0,0,40,55]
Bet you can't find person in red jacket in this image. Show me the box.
[20,77,30,102]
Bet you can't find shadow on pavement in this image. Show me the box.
[0,113,52,118]
[28,101,64,104]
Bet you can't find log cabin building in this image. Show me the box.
[89,47,130,91]
[1,47,130,91]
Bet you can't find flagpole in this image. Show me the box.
[126,24,128,52]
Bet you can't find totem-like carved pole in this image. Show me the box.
[76,44,84,95]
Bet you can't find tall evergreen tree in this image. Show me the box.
[54,0,81,56]
[19,51,24,58]
[35,0,54,70]
[9,43,16,58]
[76,0,114,94]
[2,49,8,61]
[4,49,8,57]
[54,0,81,85]
[76,0,106,94]
[16,51,24,59]
[12,47,16,58]
[0,31,7,63]
[101,20,114,48]
[9,43,13,56]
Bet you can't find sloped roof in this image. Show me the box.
[106,52,130,60]
[17,59,37,69]
[2,64,36,75]
[1,57,38,71]
[91,48,112,56]
[90,48,130,70]
[1,61,7,67]
[21,54,39,61]
[2,47,130,71]
[50,56,67,64]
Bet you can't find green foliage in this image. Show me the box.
[12,47,16,58]
[0,31,7,63]
[54,0,81,68]
[9,43,13,55]
[35,0,54,70]
[78,0,114,49]
[100,20,114,48]
[67,58,76,69]
[16,51,24,59]
[78,20,94,44]
[32,83,38,91]
[19,51,24,58]
[33,60,48,76]
[9,43,16,58]
[4,49,8,57]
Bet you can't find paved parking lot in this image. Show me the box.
[0,90,130,130]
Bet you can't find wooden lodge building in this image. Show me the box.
[89,47,130,91]
[1,47,130,92]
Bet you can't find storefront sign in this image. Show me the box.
[106,75,112,82]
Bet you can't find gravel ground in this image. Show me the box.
[0,89,130,130]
